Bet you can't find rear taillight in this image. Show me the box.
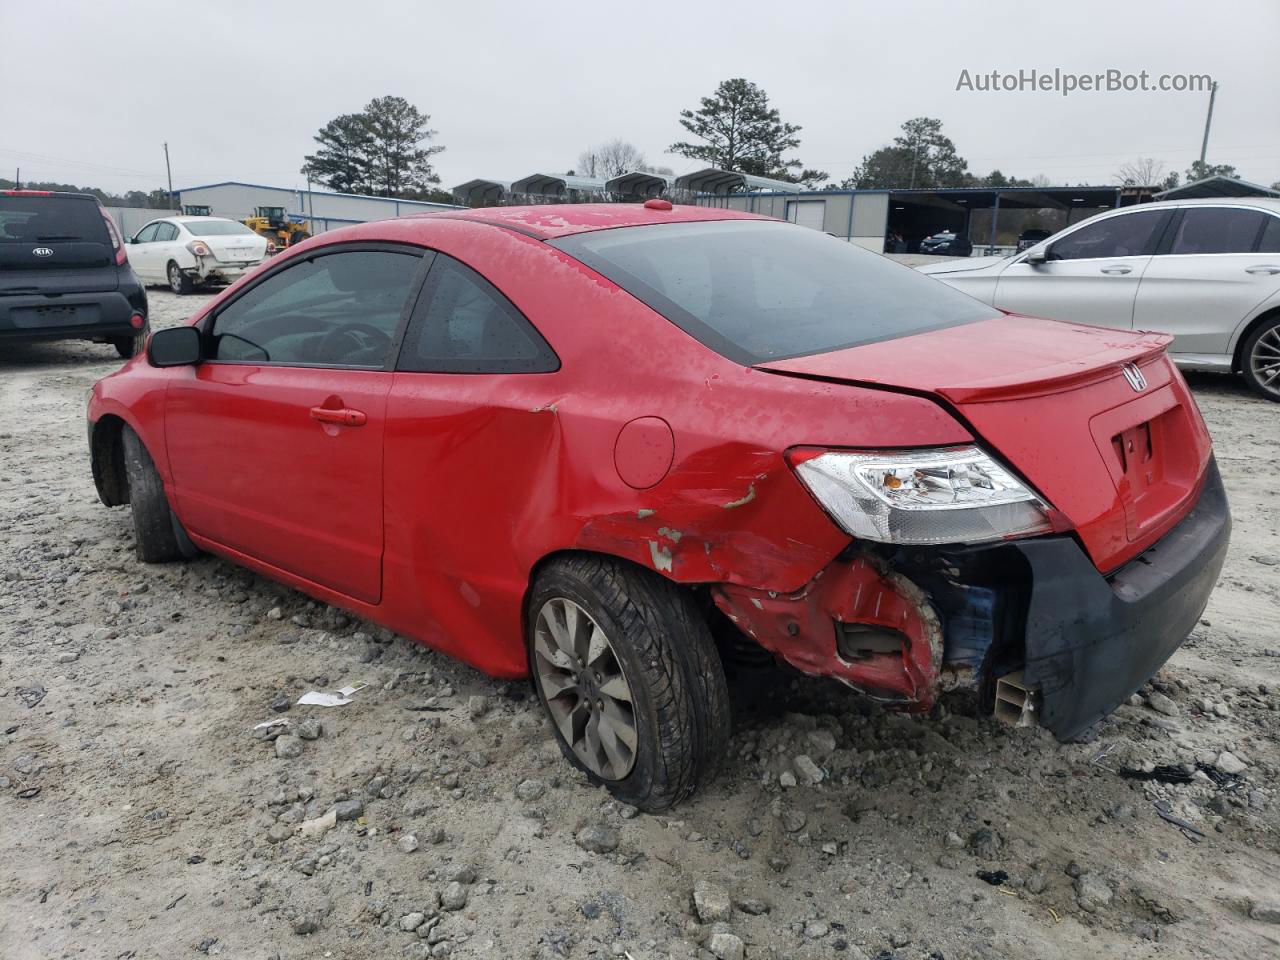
[129,313,146,330]
[187,240,211,257]
[98,206,127,265]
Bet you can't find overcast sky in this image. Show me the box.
[4,0,1278,195]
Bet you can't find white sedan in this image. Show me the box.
[917,198,1280,400]
[127,216,269,295]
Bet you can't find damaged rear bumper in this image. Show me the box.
[713,458,1230,740]
[1018,457,1229,739]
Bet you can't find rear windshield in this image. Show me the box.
[550,220,999,364]
[186,220,256,237]
[0,195,109,244]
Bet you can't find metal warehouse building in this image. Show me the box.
[174,181,459,235]
[691,174,1158,255]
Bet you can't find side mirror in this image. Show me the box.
[1023,248,1048,265]
[125,236,136,244]
[148,326,203,367]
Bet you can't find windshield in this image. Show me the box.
[0,195,109,244]
[185,220,256,237]
[551,219,999,364]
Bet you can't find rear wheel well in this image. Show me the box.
[522,548,721,648]
[90,415,129,506]
[1233,306,1280,372]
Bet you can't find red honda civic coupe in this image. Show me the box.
[88,202,1230,810]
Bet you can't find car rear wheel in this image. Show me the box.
[122,425,198,562]
[112,322,149,359]
[167,261,194,295]
[1242,316,1280,402]
[528,555,730,811]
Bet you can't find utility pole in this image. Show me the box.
[163,142,174,208]
[13,167,19,189]
[1198,81,1218,168]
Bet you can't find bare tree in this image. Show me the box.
[576,140,647,179]
[1115,157,1166,186]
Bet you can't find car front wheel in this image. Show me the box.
[122,425,198,562]
[528,555,730,811]
[1242,315,1280,401]
[168,261,194,295]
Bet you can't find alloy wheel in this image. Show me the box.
[169,264,182,292]
[532,597,638,780]
[1250,324,1280,398]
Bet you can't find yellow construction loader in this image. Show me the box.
[242,206,311,251]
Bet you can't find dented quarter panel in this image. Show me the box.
[372,218,972,677]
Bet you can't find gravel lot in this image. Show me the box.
[2,288,1278,960]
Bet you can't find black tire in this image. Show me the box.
[1240,315,1280,402]
[527,555,730,811]
[122,426,189,563]
[111,322,149,359]
[167,261,194,295]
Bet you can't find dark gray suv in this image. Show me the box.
[0,190,149,357]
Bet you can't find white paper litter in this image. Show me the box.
[253,717,290,731]
[297,683,368,708]
[300,808,337,837]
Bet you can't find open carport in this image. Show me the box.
[509,173,608,200]
[885,185,1151,255]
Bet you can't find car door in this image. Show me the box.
[151,221,182,280]
[993,207,1171,330]
[1133,206,1280,358]
[164,244,429,604]
[128,222,162,280]
[380,252,560,654]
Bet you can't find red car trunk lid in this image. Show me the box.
[757,314,1213,571]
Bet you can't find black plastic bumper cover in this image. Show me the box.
[1017,458,1230,740]
[0,291,140,341]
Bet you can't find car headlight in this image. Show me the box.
[791,446,1053,545]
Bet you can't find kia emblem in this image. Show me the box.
[32,246,53,258]
[1121,362,1147,392]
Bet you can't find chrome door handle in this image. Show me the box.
[1245,265,1280,275]
[1100,265,1132,275]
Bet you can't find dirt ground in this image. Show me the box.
[2,288,1278,960]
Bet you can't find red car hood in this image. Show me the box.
[757,314,1213,571]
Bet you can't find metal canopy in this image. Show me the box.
[674,167,801,196]
[451,178,510,206]
[510,173,608,198]
[1154,175,1280,201]
[888,186,1125,210]
[605,170,672,198]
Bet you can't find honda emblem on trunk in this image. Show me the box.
[32,247,53,258]
[1121,362,1147,392]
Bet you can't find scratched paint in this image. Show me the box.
[648,540,674,573]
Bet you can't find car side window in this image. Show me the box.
[155,222,179,243]
[135,223,160,243]
[1168,207,1267,255]
[1047,210,1165,261]
[1259,216,1280,254]
[396,253,558,374]
[209,249,422,368]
